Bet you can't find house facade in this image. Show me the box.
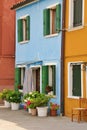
[12,0,63,113]
[64,0,87,116]
[0,0,18,91]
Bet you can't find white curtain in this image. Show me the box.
[23,68,32,94]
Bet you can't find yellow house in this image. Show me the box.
[64,0,87,117]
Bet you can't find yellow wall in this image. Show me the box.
[64,0,87,117]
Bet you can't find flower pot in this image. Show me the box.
[37,107,48,117]
[28,108,31,114]
[4,100,11,108]
[50,109,57,116]
[31,108,37,116]
[11,103,20,110]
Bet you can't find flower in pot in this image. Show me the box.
[17,85,23,93]
[35,93,52,117]
[0,89,12,108]
[49,102,60,116]
[9,90,22,110]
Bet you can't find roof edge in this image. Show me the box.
[11,0,39,10]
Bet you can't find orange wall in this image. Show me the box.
[0,0,17,91]
[64,0,87,117]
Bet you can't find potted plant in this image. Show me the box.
[0,89,12,108]
[17,85,23,93]
[36,93,52,117]
[9,90,22,110]
[45,85,53,95]
[49,102,60,116]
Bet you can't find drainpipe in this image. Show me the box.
[60,0,66,116]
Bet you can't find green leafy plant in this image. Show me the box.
[0,89,12,102]
[23,91,52,109]
[9,90,22,103]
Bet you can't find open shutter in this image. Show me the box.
[43,9,50,36]
[26,16,30,40]
[73,0,82,27]
[56,4,61,33]
[15,68,21,90]
[52,65,56,95]
[42,66,48,93]
[72,65,81,96]
[18,19,23,42]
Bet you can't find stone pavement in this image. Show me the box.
[0,106,87,130]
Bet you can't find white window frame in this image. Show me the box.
[68,62,83,99]
[69,0,84,31]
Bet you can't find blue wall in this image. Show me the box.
[16,0,63,106]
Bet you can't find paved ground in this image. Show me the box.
[0,106,87,130]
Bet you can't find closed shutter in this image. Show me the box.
[26,16,30,40]
[52,65,56,95]
[73,0,82,27]
[15,68,21,90]
[42,66,49,93]
[43,9,50,36]
[72,65,81,96]
[18,19,23,42]
[56,4,61,33]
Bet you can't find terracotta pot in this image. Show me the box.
[50,109,57,116]
[31,108,37,116]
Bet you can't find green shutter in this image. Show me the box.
[52,65,56,95]
[18,19,23,42]
[26,16,30,40]
[72,65,81,96]
[73,0,82,27]
[56,4,61,33]
[14,68,21,90]
[42,66,49,93]
[43,9,50,36]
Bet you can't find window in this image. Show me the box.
[43,4,61,36]
[42,65,56,95]
[68,63,82,97]
[69,0,84,29]
[17,16,30,42]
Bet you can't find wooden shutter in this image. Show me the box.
[26,16,30,40]
[42,66,49,93]
[52,65,56,95]
[72,65,81,96]
[43,9,50,36]
[18,19,23,42]
[73,0,82,27]
[15,68,21,90]
[56,4,61,32]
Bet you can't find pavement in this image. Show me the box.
[0,106,87,130]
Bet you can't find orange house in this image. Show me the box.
[64,0,87,117]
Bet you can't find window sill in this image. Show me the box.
[67,96,81,99]
[68,25,84,32]
[18,40,29,44]
[44,33,58,38]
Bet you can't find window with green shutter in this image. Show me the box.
[15,68,21,90]
[69,0,83,29]
[73,0,82,27]
[72,65,81,96]
[42,65,56,95]
[17,15,30,43]
[43,4,61,36]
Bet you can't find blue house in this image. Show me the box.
[11,0,63,113]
